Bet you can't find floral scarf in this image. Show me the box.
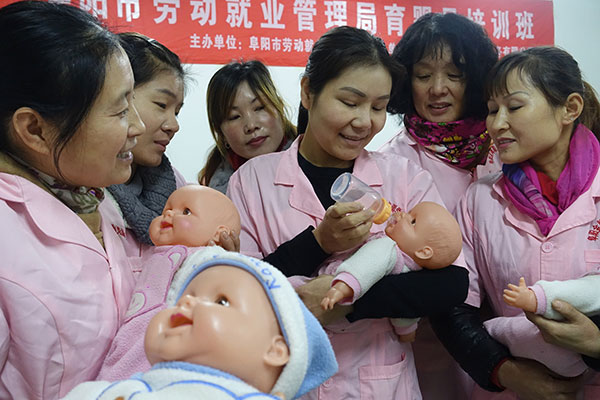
[404,113,490,170]
[9,154,104,214]
[502,124,600,236]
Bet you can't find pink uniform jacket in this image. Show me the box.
[0,173,136,399]
[379,127,501,400]
[457,171,600,399]
[228,136,452,400]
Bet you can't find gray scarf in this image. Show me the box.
[107,155,176,245]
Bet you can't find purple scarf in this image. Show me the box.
[502,124,600,236]
[404,113,490,170]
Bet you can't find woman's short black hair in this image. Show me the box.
[388,12,498,120]
[118,32,185,89]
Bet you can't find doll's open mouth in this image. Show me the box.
[170,313,192,328]
[160,221,173,230]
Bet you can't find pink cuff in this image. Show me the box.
[530,284,546,315]
[333,272,361,304]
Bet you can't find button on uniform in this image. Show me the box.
[541,242,554,253]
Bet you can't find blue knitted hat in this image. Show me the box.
[167,247,338,399]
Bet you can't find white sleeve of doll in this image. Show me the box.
[334,236,398,303]
[533,273,600,320]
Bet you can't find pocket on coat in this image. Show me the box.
[584,249,600,273]
[358,355,420,399]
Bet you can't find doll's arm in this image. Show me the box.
[334,236,397,298]
[321,281,354,310]
[534,273,600,320]
[503,277,538,313]
[391,318,419,342]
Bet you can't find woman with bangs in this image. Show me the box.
[199,60,297,194]
[432,47,600,399]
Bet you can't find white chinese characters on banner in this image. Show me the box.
[261,0,285,29]
[324,1,347,29]
[226,0,252,28]
[45,0,551,66]
[117,0,139,22]
[385,4,406,37]
[153,0,179,24]
[294,0,317,32]
[191,0,216,26]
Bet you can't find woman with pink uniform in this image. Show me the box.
[106,32,188,260]
[378,13,499,399]
[432,46,600,399]
[228,25,469,399]
[0,2,144,398]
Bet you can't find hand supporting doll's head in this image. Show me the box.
[149,185,241,247]
[144,249,338,399]
[385,201,462,269]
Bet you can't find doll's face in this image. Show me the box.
[149,185,241,247]
[385,201,460,267]
[145,265,286,382]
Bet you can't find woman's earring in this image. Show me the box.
[225,142,231,149]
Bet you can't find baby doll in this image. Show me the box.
[149,184,241,247]
[97,185,242,380]
[321,201,462,341]
[482,274,600,377]
[63,248,338,399]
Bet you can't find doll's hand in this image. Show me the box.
[503,277,537,313]
[313,202,374,254]
[396,331,416,343]
[527,300,600,359]
[296,275,352,325]
[497,357,585,400]
[321,286,346,310]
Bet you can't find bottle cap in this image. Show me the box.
[373,198,391,224]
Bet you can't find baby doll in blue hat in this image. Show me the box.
[64,192,337,400]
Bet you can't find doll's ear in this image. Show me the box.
[414,246,433,261]
[264,335,289,368]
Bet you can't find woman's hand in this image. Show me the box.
[527,300,600,359]
[296,274,352,325]
[498,358,585,400]
[211,230,241,252]
[313,202,374,254]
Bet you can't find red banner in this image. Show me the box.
[2,0,554,66]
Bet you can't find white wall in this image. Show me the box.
[167,0,600,183]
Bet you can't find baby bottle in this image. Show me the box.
[330,172,391,224]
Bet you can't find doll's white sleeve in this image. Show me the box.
[533,273,600,320]
[334,236,398,299]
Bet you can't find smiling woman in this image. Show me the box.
[432,46,600,400]
[199,60,297,194]
[228,25,470,400]
[0,1,145,398]
[105,32,189,250]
